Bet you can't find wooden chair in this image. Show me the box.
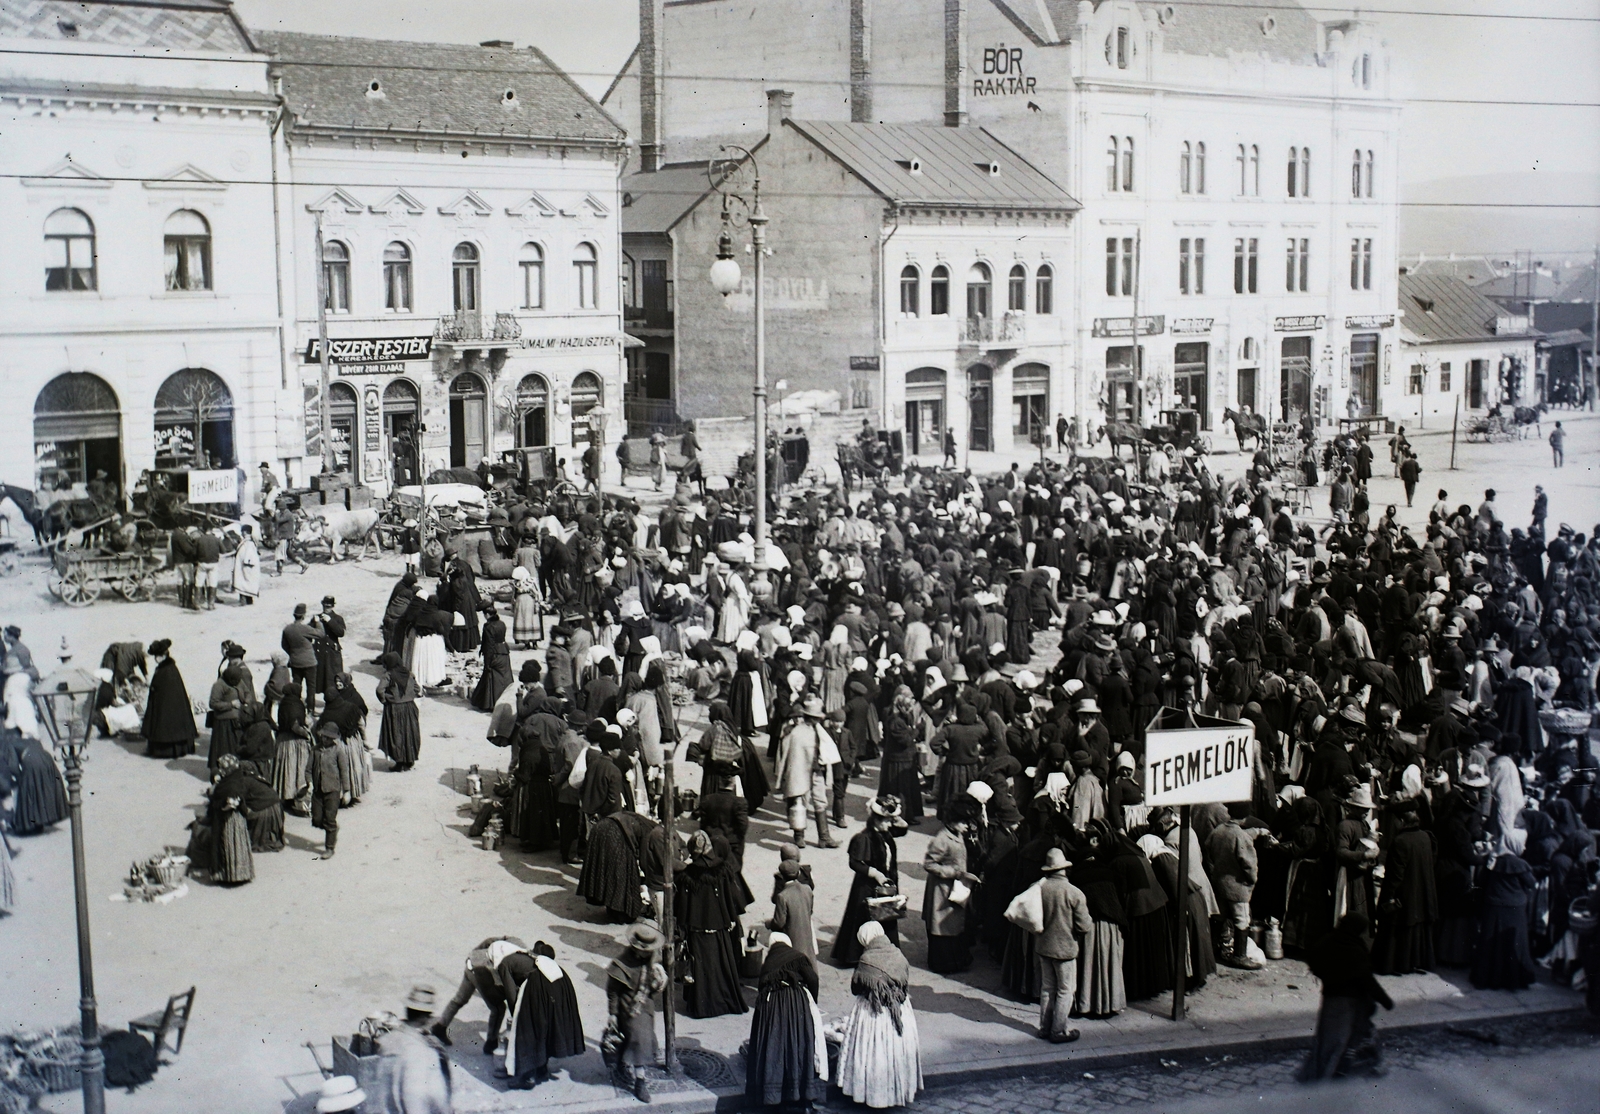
[128,987,196,1057]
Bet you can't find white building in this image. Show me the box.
[605,0,1403,442]
[262,33,630,490]
[1392,272,1536,427]
[0,0,280,499]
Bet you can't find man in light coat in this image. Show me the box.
[1035,847,1092,1043]
[1204,811,1264,970]
[774,696,838,849]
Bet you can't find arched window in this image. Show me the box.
[1180,141,1192,194]
[1364,150,1375,198]
[1035,264,1054,314]
[929,264,950,316]
[44,208,96,291]
[322,239,350,312]
[520,243,545,309]
[1236,144,1248,196]
[1194,142,1206,194]
[452,242,479,312]
[1249,144,1260,196]
[1122,137,1135,192]
[1287,147,1300,198]
[33,373,120,489]
[516,374,550,446]
[154,367,235,468]
[570,370,603,444]
[1107,137,1134,192]
[1008,264,1027,312]
[383,242,412,311]
[573,243,599,309]
[164,210,211,291]
[1107,136,1120,192]
[899,264,920,316]
[966,262,991,319]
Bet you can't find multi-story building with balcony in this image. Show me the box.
[606,0,1402,443]
[266,31,629,488]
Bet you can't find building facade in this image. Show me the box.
[0,0,280,498]
[1392,272,1536,426]
[265,33,629,491]
[606,0,1403,438]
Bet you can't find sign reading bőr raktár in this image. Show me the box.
[974,44,1037,96]
[1143,710,1256,806]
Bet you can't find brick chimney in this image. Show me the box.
[850,0,873,123]
[767,87,794,135]
[639,0,665,172]
[944,0,967,127]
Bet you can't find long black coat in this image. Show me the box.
[142,658,198,757]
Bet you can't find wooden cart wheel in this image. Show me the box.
[0,551,18,577]
[59,567,100,607]
[117,573,153,602]
[47,575,64,599]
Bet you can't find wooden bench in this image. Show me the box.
[129,987,195,1057]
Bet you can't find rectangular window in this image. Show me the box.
[900,270,919,316]
[1008,267,1026,311]
[1349,238,1373,291]
[1285,238,1308,292]
[385,259,412,312]
[575,258,598,309]
[1122,137,1135,192]
[1361,238,1372,289]
[1034,267,1053,314]
[1108,138,1120,192]
[1234,238,1257,294]
[1439,363,1452,392]
[323,259,349,313]
[1106,345,1142,422]
[521,260,544,310]
[930,270,949,316]
[1105,237,1134,297]
[164,236,211,291]
[1178,238,1205,295]
[1407,365,1424,395]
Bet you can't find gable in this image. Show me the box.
[22,158,112,189]
[368,188,426,216]
[438,190,494,218]
[305,188,365,214]
[142,164,227,191]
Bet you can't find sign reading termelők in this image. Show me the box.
[974,44,1037,96]
[1143,709,1256,807]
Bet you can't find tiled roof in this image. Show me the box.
[255,31,624,146]
[1399,273,1528,345]
[787,121,1079,212]
[1133,0,1321,64]
[622,162,722,235]
[1474,269,1568,302]
[0,0,255,52]
[1553,263,1598,303]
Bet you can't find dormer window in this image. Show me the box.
[1106,26,1132,69]
[366,80,384,100]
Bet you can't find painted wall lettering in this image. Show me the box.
[975,43,1037,96]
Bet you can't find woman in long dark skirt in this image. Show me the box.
[239,760,284,852]
[1112,833,1172,1001]
[375,653,421,772]
[510,715,558,851]
[208,755,255,884]
[832,797,903,966]
[1280,797,1336,955]
[1001,827,1056,1000]
[471,604,514,711]
[1371,805,1437,975]
[677,830,749,1019]
[745,934,823,1109]
[1139,834,1215,990]
[1299,913,1394,1082]
[1432,780,1484,966]
[579,809,656,923]
[447,558,482,653]
[206,666,244,769]
[502,942,585,1089]
[878,687,925,825]
[141,640,197,758]
[2,731,68,835]
[1469,851,1539,989]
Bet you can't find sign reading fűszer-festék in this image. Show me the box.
[1143,723,1255,806]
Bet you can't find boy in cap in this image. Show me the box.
[309,721,344,859]
[768,859,817,961]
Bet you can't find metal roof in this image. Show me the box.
[256,31,624,147]
[0,0,256,53]
[1399,272,1531,345]
[622,163,723,235]
[786,121,1078,213]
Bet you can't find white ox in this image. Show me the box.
[297,506,380,561]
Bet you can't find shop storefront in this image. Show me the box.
[153,368,236,470]
[967,364,993,452]
[1011,362,1049,446]
[33,372,123,493]
[904,367,947,456]
[1172,342,1210,425]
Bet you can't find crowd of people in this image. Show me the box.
[4,418,1599,1103]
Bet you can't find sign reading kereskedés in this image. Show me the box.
[303,336,434,371]
[187,469,239,505]
[1144,722,1255,806]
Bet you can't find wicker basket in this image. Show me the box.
[27,1055,81,1094]
[1539,707,1592,735]
[150,856,190,886]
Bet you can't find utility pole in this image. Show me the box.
[313,213,334,474]
[1590,245,1598,410]
[1131,228,1143,424]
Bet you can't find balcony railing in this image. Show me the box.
[435,311,522,344]
[960,312,1026,346]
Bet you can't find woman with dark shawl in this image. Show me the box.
[274,687,312,813]
[508,690,558,852]
[835,920,922,1109]
[140,643,196,760]
[685,701,743,798]
[1279,795,1335,954]
[207,754,255,884]
[239,759,284,852]
[1138,833,1215,990]
[471,603,514,711]
[930,702,986,813]
[1112,832,1172,1001]
[833,796,903,966]
[878,685,926,825]
[676,828,749,1019]
[1001,823,1058,1000]
[1071,822,1127,1018]
[1298,913,1394,1082]
[206,665,244,769]
[1371,802,1438,975]
[381,570,419,658]
[1469,850,1539,989]
[501,941,585,1090]
[1,729,67,834]
[376,653,421,771]
[744,932,823,1109]
[321,672,372,802]
[446,557,482,653]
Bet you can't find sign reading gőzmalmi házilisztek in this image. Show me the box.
[1143,721,1256,806]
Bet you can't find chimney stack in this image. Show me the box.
[767,88,794,135]
[850,0,873,123]
[943,0,967,127]
[639,0,665,172]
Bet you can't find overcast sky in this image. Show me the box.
[234,0,1600,193]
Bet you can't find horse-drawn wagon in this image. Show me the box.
[48,547,165,607]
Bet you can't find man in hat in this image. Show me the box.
[282,603,322,713]
[606,924,668,1102]
[774,696,838,848]
[376,985,453,1113]
[309,721,344,860]
[1035,847,1092,1043]
[768,859,817,962]
[1205,809,1264,969]
[313,595,347,696]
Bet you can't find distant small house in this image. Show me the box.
[1392,273,1537,422]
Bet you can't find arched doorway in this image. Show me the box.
[449,372,488,467]
[154,367,235,469]
[967,364,993,452]
[570,371,602,445]
[383,379,421,485]
[904,367,946,457]
[1012,362,1049,446]
[34,372,121,493]
[327,381,359,474]
[517,374,550,447]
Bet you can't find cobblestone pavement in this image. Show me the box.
[842,1012,1600,1114]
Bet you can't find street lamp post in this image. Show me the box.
[708,147,772,600]
[30,643,106,1114]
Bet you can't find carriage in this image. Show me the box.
[1465,412,1516,443]
[1147,409,1212,455]
[836,431,902,493]
[48,547,166,607]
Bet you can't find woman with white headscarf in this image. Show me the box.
[820,625,850,714]
[1139,833,1216,990]
[835,920,922,1108]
